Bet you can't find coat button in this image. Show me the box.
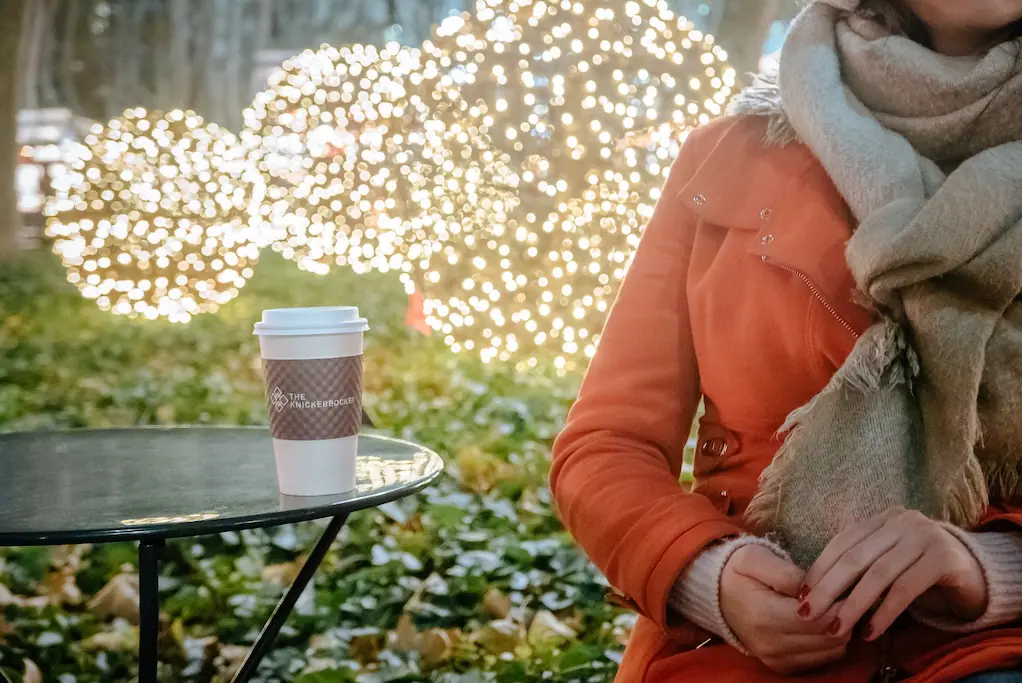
[692,193,706,206]
[760,208,772,220]
[700,437,729,458]
[761,234,774,245]
[715,489,733,515]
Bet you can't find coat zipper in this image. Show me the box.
[766,257,898,680]
[870,633,900,683]
[874,664,900,683]
[764,257,861,339]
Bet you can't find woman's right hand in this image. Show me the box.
[720,545,850,675]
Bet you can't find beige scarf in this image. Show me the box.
[728,0,1022,568]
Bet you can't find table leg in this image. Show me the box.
[138,539,164,683]
[231,514,349,683]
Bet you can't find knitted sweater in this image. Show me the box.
[669,532,1022,654]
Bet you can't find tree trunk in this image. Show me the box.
[36,0,60,106]
[255,0,273,49]
[0,0,27,262]
[714,0,780,86]
[223,0,244,129]
[204,0,230,124]
[169,0,192,107]
[59,0,84,113]
[18,0,42,109]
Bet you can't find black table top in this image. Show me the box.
[0,427,444,545]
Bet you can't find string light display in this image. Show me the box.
[411,0,735,369]
[45,108,260,323]
[242,43,518,279]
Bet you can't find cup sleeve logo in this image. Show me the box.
[262,356,363,441]
[271,387,288,413]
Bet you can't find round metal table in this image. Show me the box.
[0,427,444,683]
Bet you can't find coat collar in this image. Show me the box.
[679,116,874,335]
[678,117,814,231]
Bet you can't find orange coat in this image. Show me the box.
[550,116,1022,683]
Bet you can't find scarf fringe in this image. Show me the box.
[746,320,914,531]
[946,456,988,528]
[984,460,1022,507]
[747,318,990,532]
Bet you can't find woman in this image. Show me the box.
[551,1,1022,681]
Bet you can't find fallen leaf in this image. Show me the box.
[82,620,139,652]
[260,561,299,587]
[38,567,83,606]
[527,610,576,648]
[88,572,140,624]
[560,609,584,633]
[391,613,418,652]
[0,584,47,610]
[474,618,524,654]
[0,583,23,607]
[308,632,342,652]
[49,545,90,572]
[22,659,42,683]
[213,644,250,681]
[483,588,511,619]
[419,628,461,667]
[349,631,385,665]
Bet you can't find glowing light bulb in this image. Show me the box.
[406,0,732,368]
[243,42,517,279]
[46,108,260,322]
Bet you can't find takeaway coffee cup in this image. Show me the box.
[254,306,368,496]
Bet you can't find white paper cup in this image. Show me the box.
[254,306,369,496]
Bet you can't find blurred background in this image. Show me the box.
[0,1,794,681]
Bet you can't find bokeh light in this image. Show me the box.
[242,42,518,280]
[412,0,735,369]
[45,108,261,323]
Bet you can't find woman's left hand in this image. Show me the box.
[797,507,988,641]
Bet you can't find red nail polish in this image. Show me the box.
[797,602,812,619]
[861,623,873,640]
[797,584,810,601]
[827,618,841,635]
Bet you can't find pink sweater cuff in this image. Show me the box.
[911,528,1022,632]
[667,536,790,654]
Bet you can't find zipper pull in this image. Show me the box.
[871,633,900,683]
[872,664,900,683]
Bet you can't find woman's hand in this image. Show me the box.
[720,545,850,674]
[798,507,988,641]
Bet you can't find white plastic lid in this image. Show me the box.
[254,306,369,336]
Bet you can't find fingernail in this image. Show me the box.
[827,618,842,635]
[860,623,873,641]
[797,602,812,619]
[797,584,810,601]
